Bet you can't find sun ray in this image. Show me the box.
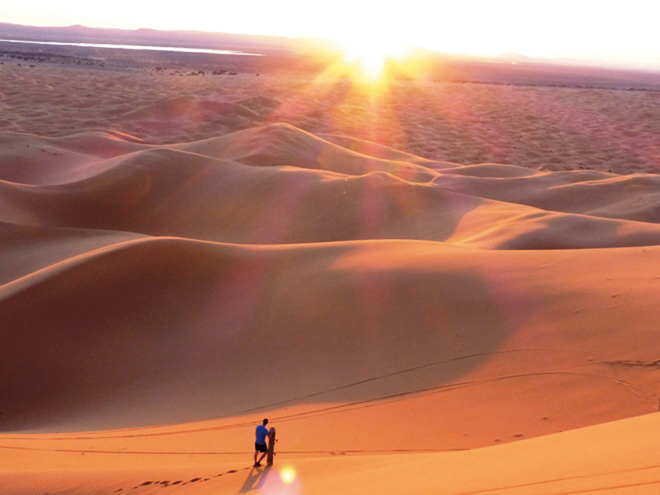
[338,36,408,83]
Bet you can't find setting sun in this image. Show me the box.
[339,36,408,81]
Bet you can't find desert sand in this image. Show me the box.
[1,54,660,494]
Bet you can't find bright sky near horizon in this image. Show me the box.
[2,0,659,68]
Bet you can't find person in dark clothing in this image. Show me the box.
[253,418,270,467]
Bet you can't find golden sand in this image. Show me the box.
[1,63,659,173]
[1,59,659,494]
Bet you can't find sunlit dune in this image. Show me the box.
[2,61,658,173]
[1,51,660,495]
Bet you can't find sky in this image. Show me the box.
[2,0,659,68]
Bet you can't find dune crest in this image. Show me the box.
[2,124,659,249]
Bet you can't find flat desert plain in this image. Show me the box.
[1,55,660,494]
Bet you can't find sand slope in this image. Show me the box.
[1,410,659,494]
[1,119,659,493]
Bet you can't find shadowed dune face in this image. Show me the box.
[0,239,518,430]
[0,122,659,443]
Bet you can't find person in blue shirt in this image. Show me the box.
[254,418,270,467]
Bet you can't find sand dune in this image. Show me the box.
[2,413,659,494]
[1,62,659,174]
[2,124,659,437]
[1,124,660,249]
[126,96,259,122]
[437,169,660,222]
[1,60,659,494]
[3,234,659,436]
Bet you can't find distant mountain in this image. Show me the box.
[496,52,536,63]
[0,22,340,55]
[496,51,660,72]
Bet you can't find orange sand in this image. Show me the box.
[1,59,659,494]
[1,61,659,174]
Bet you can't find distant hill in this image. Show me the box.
[496,51,660,72]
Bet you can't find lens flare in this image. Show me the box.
[339,36,407,82]
[280,466,296,484]
[343,46,387,80]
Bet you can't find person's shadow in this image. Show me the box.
[238,465,272,493]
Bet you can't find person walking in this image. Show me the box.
[253,418,270,467]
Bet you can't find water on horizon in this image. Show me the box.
[0,38,263,56]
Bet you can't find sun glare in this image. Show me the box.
[280,466,296,484]
[340,37,407,82]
